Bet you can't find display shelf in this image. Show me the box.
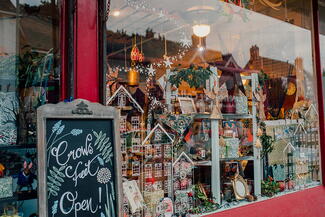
[194,161,212,166]
[0,190,37,203]
[193,72,261,205]
[0,144,36,150]
[220,156,254,161]
[194,113,253,120]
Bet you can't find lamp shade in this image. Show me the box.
[192,24,210,37]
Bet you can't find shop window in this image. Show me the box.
[106,0,321,215]
[0,0,60,213]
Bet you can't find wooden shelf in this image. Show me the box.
[195,113,253,120]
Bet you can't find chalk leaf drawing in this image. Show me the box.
[93,131,113,164]
[47,165,66,198]
[51,200,58,217]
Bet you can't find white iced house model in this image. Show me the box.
[142,123,174,194]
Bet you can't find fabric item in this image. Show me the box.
[272,164,286,181]
[0,177,13,198]
[235,96,248,114]
[158,114,194,135]
[0,92,18,145]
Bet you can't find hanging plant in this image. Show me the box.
[169,64,213,89]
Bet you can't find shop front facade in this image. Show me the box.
[0,0,325,217]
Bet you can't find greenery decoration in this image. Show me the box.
[261,176,280,197]
[259,122,274,158]
[258,70,270,87]
[169,65,213,89]
[190,185,219,214]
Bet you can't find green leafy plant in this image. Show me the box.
[258,70,269,87]
[259,122,274,158]
[169,65,213,89]
[261,176,280,197]
[190,185,219,214]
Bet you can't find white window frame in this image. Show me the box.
[132,137,141,153]
[132,161,140,176]
[131,116,140,131]
[154,163,163,177]
[144,164,152,178]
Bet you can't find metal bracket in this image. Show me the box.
[72,101,93,115]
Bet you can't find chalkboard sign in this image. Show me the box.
[37,99,122,217]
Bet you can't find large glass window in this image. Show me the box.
[106,0,321,216]
[0,0,60,215]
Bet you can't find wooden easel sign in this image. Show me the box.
[37,99,122,217]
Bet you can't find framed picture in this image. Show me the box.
[178,97,197,114]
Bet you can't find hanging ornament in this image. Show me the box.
[257,127,263,137]
[255,138,262,149]
[128,35,140,86]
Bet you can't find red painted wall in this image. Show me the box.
[71,0,325,216]
[74,0,99,102]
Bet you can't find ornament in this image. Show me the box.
[255,138,262,149]
[131,44,140,61]
[128,68,139,86]
[179,35,191,48]
[147,64,156,77]
[257,128,263,137]
[220,136,226,147]
[164,57,173,68]
[204,84,223,119]
[254,88,267,121]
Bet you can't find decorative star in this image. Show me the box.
[159,10,164,18]
[180,35,191,48]
[164,58,173,68]
[147,64,156,76]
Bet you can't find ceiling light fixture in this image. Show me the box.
[112,10,121,17]
[192,24,210,38]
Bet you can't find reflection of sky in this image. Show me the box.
[108,0,313,73]
[10,0,51,6]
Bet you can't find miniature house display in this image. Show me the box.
[173,152,194,215]
[141,123,174,216]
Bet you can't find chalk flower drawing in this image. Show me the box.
[97,168,111,184]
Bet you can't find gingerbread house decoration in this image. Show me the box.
[305,104,319,124]
[142,123,174,197]
[173,152,194,215]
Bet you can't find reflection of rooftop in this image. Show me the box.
[245,45,301,78]
[0,1,58,52]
